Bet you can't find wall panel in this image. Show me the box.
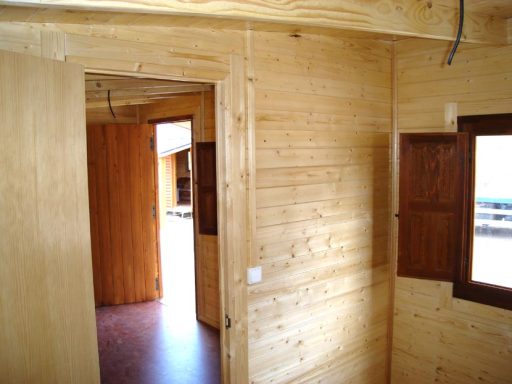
[392,39,512,384]
[249,31,392,383]
[0,15,396,382]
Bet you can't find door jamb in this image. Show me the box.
[84,54,249,384]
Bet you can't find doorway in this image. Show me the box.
[85,74,221,383]
[155,119,196,315]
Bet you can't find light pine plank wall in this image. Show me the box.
[249,31,392,383]
[1,17,393,383]
[392,39,512,384]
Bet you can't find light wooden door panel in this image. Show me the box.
[0,50,100,383]
[87,124,159,306]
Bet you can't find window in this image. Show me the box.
[454,114,512,310]
[398,114,512,311]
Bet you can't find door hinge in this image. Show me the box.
[155,277,159,291]
[224,314,231,329]
[150,135,155,151]
[152,204,156,218]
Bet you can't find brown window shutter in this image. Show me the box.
[196,142,218,235]
[398,133,468,281]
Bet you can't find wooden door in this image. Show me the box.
[193,141,220,328]
[196,142,218,236]
[0,50,100,382]
[87,124,160,306]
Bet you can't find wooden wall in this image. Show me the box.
[0,20,244,381]
[249,31,392,383]
[392,39,512,384]
[160,155,177,210]
[0,15,394,383]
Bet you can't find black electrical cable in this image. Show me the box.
[447,0,464,65]
[108,89,116,119]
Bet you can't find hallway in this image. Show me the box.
[96,302,220,384]
[95,213,220,384]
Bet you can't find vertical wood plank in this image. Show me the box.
[105,124,125,304]
[140,123,159,300]
[86,125,103,306]
[444,102,458,131]
[129,124,147,302]
[386,40,399,383]
[245,29,258,267]
[200,90,206,142]
[117,125,136,303]
[215,78,231,384]
[171,154,178,207]
[153,123,163,299]
[227,54,249,384]
[93,125,115,305]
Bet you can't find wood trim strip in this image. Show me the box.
[386,40,398,384]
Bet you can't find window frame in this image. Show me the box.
[454,114,512,311]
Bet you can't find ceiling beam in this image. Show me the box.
[86,94,185,109]
[86,85,211,107]
[85,80,209,93]
[1,0,508,44]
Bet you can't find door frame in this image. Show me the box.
[84,54,249,383]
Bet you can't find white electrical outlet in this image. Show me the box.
[247,266,262,285]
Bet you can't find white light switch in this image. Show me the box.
[247,266,262,285]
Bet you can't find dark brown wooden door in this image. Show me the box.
[398,133,468,281]
[196,142,218,235]
[87,124,159,306]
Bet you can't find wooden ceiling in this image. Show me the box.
[85,74,212,109]
[466,1,512,18]
[1,0,511,44]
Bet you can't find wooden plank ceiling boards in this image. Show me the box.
[85,74,212,108]
[0,1,511,44]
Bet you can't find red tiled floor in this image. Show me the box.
[96,301,220,384]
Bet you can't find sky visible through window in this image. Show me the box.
[472,135,512,288]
